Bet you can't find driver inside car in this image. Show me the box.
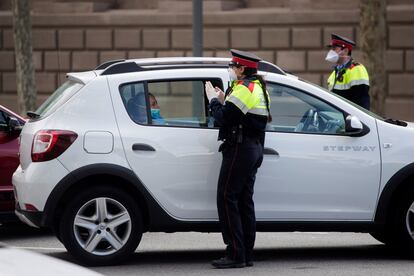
[149,93,165,125]
[127,92,166,125]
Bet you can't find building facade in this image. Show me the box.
[0,0,413,120]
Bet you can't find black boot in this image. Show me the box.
[245,259,254,267]
[245,252,254,267]
[211,257,245,269]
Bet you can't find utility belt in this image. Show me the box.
[229,124,244,144]
[219,124,261,150]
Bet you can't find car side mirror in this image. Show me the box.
[345,115,364,136]
[8,117,23,133]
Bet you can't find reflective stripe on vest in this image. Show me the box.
[226,80,270,116]
[327,63,370,91]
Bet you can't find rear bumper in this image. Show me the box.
[12,161,69,215]
[14,203,42,228]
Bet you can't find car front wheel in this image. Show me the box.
[59,186,143,266]
[392,189,414,250]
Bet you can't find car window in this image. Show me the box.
[35,80,84,119]
[120,82,148,124]
[121,79,223,128]
[299,77,384,121]
[266,82,345,134]
[147,80,208,127]
[0,111,7,131]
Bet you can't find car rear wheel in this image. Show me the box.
[59,186,143,266]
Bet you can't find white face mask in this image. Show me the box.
[325,49,339,63]
[228,68,238,81]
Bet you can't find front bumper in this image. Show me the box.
[14,203,43,228]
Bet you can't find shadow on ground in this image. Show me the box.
[46,244,414,268]
[0,222,52,240]
[2,223,414,268]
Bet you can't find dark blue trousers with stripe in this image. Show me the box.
[216,139,263,262]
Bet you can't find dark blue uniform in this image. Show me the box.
[210,73,269,268]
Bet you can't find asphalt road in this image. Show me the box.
[1,223,414,275]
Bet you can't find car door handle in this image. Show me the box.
[263,147,279,156]
[132,143,156,152]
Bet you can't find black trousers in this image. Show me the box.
[217,139,264,262]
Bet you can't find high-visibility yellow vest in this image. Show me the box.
[327,62,369,91]
[226,79,270,117]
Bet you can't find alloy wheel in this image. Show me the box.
[73,197,132,256]
[405,201,414,240]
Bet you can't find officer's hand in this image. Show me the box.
[215,87,225,104]
[205,81,218,102]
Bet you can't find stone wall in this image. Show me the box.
[0,5,414,120]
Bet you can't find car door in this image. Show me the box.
[254,80,381,221]
[108,69,227,220]
[0,108,22,210]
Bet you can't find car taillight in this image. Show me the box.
[31,130,78,162]
[25,203,38,211]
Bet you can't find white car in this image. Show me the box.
[13,57,414,265]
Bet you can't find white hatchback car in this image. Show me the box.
[13,57,414,265]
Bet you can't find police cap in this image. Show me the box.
[327,34,355,51]
[229,49,261,69]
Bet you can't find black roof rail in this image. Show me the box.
[95,59,126,70]
[99,58,286,76]
[100,62,143,75]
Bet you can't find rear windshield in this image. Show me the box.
[35,80,83,119]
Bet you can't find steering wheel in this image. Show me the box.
[295,108,320,132]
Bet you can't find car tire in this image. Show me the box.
[59,185,143,266]
[391,189,414,250]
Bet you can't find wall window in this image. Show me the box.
[266,82,345,134]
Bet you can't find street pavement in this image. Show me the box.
[1,223,414,275]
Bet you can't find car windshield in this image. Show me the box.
[299,78,385,121]
[35,80,83,119]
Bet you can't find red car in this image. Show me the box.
[0,105,25,222]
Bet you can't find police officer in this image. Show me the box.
[205,49,271,269]
[326,34,370,110]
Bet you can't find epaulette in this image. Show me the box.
[237,80,255,93]
[349,61,360,70]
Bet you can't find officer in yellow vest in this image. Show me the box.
[326,34,370,110]
[205,49,271,269]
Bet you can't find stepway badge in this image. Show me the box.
[323,145,376,152]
